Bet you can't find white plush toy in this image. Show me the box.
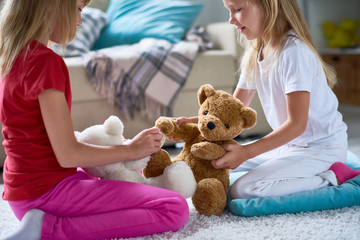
[74,115,197,198]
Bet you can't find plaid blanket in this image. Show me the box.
[84,38,199,121]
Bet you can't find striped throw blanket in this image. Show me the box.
[84,38,199,121]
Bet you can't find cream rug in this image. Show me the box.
[0,184,359,240]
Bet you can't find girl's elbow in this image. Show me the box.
[56,150,78,168]
[297,122,307,135]
[59,161,75,168]
[54,140,82,168]
[288,120,307,137]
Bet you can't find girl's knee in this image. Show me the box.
[165,193,189,232]
[230,178,270,199]
[230,181,254,199]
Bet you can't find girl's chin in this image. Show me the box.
[238,28,250,39]
[240,32,258,41]
[240,33,250,40]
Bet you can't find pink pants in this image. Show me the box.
[8,171,189,240]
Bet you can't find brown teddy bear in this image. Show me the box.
[143,84,257,216]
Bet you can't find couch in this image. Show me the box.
[68,21,271,137]
[0,1,271,167]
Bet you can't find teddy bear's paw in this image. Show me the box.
[143,149,172,178]
[163,161,197,198]
[191,142,226,160]
[123,156,151,170]
[155,117,175,135]
[192,178,227,216]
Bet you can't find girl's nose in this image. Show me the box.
[228,14,235,25]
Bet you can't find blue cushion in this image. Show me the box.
[346,150,360,170]
[227,151,360,216]
[93,0,203,49]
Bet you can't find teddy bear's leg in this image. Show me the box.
[162,161,197,198]
[143,149,172,178]
[145,161,197,198]
[192,178,227,216]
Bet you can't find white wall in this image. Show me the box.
[188,0,306,26]
[186,0,229,26]
[190,0,360,49]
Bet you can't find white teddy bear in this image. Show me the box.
[74,115,197,198]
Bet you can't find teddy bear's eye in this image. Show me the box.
[225,124,230,129]
[204,111,208,115]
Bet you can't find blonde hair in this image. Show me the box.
[240,0,337,88]
[0,0,90,77]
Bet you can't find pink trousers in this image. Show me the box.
[8,171,189,240]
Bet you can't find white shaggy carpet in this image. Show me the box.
[1,184,360,240]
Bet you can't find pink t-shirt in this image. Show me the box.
[1,41,76,201]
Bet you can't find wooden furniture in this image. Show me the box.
[322,53,360,106]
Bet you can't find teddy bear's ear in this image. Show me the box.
[104,115,124,136]
[241,107,257,129]
[198,84,216,105]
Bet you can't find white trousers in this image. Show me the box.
[230,134,348,199]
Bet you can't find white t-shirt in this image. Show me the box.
[237,33,347,147]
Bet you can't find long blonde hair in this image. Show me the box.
[240,0,337,88]
[0,0,89,77]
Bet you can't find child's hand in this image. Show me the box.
[168,117,198,142]
[128,127,163,160]
[174,116,198,126]
[211,143,249,170]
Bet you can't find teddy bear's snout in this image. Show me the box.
[207,121,216,130]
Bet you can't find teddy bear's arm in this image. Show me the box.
[191,140,237,160]
[155,117,200,142]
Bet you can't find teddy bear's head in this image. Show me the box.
[75,115,125,146]
[197,84,256,142]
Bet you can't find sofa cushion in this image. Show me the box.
[52,7,109,57]
[93,0,203,49]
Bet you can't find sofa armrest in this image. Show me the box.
[205,22,243,61]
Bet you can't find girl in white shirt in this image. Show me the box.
[175,0,360,199]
